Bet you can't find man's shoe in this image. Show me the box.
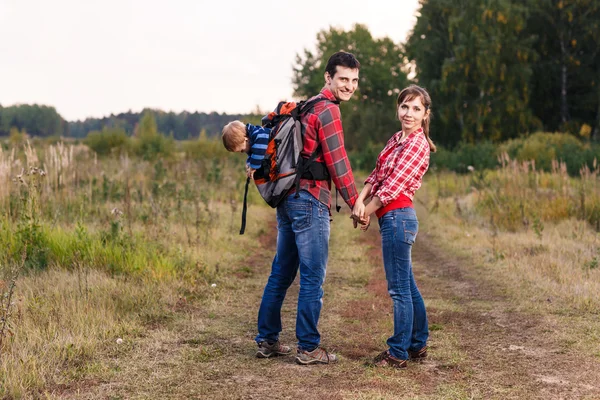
[295,347,337,365]
[373,350,408,369]
[256,341,292,358]
[408,345,428,361]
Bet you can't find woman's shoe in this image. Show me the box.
[373,350,407,369]
[408,345,427,361]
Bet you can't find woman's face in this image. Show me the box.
[397,96,429,135]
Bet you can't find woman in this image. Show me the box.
[352,85,436,369]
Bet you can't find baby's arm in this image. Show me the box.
[247,125,270,171]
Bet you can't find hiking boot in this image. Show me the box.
[373,350,407,369]
[295,347,337,365]
[408,345,428,361]
[256,341,292,358]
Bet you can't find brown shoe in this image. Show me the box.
[256,341,292,358]
[295,347,337,365]
[408,346,428,361]
[373,350,407,369]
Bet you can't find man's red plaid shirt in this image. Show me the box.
[295,88,358,210]
[365,127,431,206]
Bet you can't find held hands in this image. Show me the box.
[351,201,371,231]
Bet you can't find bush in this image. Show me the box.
[431,142,498,172]
[84,128,130,156]
[180,133,230,160]
[348,141,381,173]
[500,132,599,175]
[132,112,174,160]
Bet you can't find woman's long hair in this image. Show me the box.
[397,85,436,153]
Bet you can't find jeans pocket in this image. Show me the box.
[288,201,312,231]
[401,219,418,245]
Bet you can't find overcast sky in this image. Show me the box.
[0,0,420,121]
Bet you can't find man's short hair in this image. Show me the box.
[325,51,361,78]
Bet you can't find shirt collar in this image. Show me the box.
[319,87,338,102]
[395,127,423,145]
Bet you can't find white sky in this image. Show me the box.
[0,0,420,121]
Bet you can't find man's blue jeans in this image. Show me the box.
[378,207,429,360]
[255,190,330,351]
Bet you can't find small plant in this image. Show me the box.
[532,214,544,242]
[101,207,124,245]
[583,257,598,272]
[15,167,49,270]
[0,248,27,358]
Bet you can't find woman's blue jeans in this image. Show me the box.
[378,207,429,360]
[255,191,330,351]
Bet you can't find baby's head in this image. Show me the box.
[222,121,248,153]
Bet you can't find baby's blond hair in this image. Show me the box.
[222,121,246,151]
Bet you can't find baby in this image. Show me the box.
[222,121,271,178]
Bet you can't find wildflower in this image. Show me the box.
[15,169,25,184]
[467,165,475,172]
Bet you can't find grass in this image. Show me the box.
[0,138,599,398]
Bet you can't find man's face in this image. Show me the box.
[324,66,359,102]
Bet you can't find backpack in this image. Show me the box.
[239,97,333,234]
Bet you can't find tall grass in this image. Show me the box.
[0,135,258,396]
[422,152,600,312]
[427,152,600,232]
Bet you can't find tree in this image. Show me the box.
[293,24,409,148]
[406,0,541,145]
[134,111,174,160]
[526,0,600,135]
[0,104,65,137]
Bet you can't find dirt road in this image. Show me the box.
[61,214,600,399]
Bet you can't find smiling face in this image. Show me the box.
[324,66,359,102]
[397,95,430,135]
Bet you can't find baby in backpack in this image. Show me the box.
[222,121,271,178]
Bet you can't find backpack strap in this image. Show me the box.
[293,97,338,199]
[239,177,250,235]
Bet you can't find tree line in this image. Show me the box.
[2,0,599,148]
[0,105,249,139]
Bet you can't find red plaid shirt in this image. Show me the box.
[294,88,358,210]
[365,127,431,206]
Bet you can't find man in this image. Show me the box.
[254,51,361,365]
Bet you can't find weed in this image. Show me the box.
[0,249,26,358]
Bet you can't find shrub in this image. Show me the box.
[431,142,498,172]
[500,132,598,175]
[84,128,130,156]
[132,112,174,160]
[181,132,230,161]
[348,141,381,173]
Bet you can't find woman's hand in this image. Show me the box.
[352,200,366,221]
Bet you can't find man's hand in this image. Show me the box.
[360,215,370,232]
[350,214,370,231]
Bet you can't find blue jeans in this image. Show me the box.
[378,207,428,360]
[255,190,330,351]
